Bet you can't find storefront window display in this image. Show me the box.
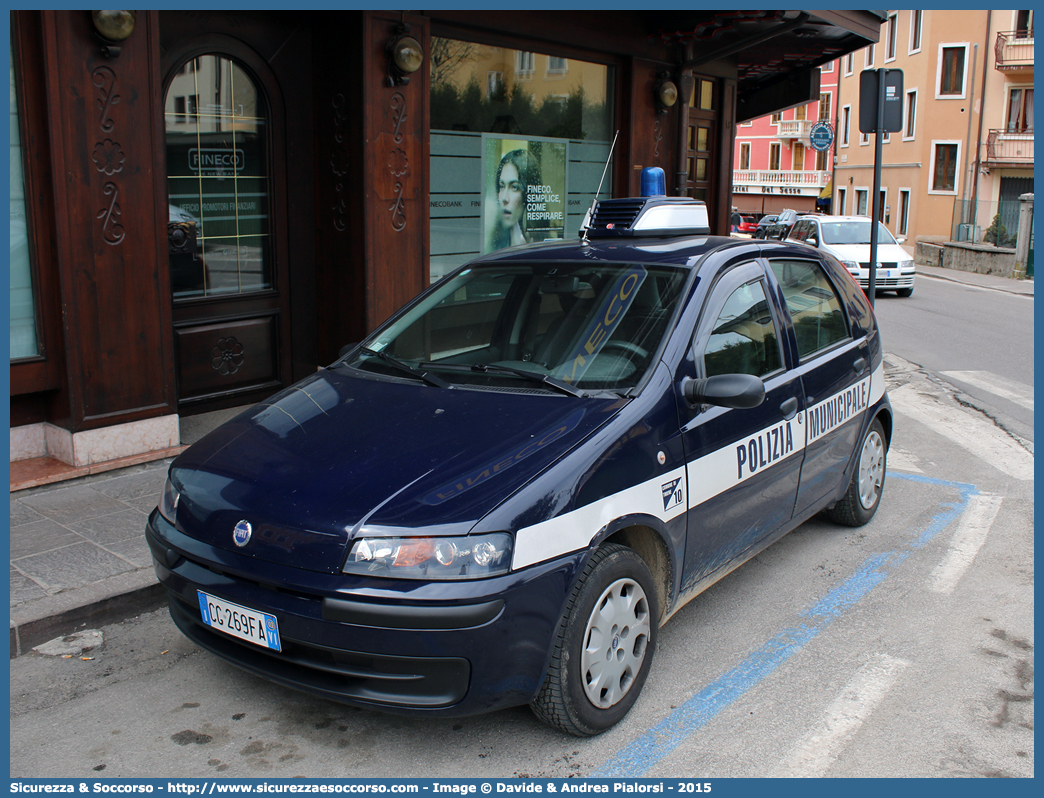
[9,46,38,360]
[430,39,614,281]
[164,55,272,299]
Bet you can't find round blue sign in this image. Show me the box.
[809,121,834,152]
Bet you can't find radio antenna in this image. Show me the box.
[581,130,619,243]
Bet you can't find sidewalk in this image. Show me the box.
[7,264,1032,657]
[8,406,247,657]
[914,262,1034,296]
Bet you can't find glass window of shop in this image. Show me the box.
[429,38,614,282]
[10,45,38,360]
[165,55,272,299]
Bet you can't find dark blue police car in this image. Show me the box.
[147,175,891,736]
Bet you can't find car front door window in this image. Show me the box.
[703,279,782,379]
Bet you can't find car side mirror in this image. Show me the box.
[682,373,766,409]
[895,235,906,244]
[807,236,818,247]
[339,342,359,359]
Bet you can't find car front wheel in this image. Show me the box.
[896,286,914,297]
[827,417,887,526]
[531,543,659,736]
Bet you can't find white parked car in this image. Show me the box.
[787,215,915,297]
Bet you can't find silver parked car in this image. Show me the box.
[787,215,915,297]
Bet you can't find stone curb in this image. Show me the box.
[9,568,166,658]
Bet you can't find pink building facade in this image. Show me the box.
[731,61,839,219]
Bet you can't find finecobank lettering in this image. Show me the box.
[189,147,245,174]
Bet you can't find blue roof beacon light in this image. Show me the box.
[640,167,666,198]
[580,157,709,240]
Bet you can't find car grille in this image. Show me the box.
[857,274,915,289]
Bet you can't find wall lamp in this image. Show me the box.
[91,10,136,58]
[654,72,678,115]
[386,23,423,87]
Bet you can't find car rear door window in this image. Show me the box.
[769,259,851,360]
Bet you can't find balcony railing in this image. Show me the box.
[776,119,817,139]
[984,129,1034,164]
[732,170,830,197]
[995,31,1034,71]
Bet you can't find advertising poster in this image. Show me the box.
[483,135,567,253]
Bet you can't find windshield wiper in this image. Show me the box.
[469,363,585,398]
[358,347,452,389]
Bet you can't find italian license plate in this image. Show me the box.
[198,591,281,651]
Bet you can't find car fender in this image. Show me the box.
[471,364,688,615]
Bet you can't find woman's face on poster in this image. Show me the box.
[497,163,524,230]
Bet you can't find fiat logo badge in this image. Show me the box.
[232,520,253,547]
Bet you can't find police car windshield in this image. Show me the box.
[354,262,688,393]
[819,220,897,246]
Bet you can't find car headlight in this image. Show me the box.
[343,533,513,580]
[840,260,860,272]
[158,476,180,524]
[899,259,914,270]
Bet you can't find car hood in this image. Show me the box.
[170,369,625,573]
[820,242,911,263]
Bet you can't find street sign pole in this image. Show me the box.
[860,67,903,308]
[868,72,886,306]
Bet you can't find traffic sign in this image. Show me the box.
[859,69,904,133]
[809,121,834,152]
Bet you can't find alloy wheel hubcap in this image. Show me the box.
[858,430,885,509]
[580,577,651,708]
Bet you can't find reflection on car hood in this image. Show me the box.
[170,370,624,572]
[820,242,911,263]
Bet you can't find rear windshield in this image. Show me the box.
[349,261,689,393]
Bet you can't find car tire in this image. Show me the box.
[531,543,659,737]
[896,286,914,297]
[827,417,887,527]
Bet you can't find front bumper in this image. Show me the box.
[146,510,583,717]
[849,268,915,291]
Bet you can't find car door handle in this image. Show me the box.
[852,357,867,374]
[780,397,798,420]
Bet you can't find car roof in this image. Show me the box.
[472,235,752,268]
[469,236,830,279]
[801,215,872,222]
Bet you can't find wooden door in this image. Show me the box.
[686,76,719,219]
[161,26,298,414]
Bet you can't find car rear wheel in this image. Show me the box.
[531,543,658,736]
[827,417,887,526]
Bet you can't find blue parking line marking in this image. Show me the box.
[594,472,977,778]
[891,473,979,548]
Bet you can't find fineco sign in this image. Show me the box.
[189,148,246,175]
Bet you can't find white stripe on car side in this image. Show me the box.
[511,369,887,571]
[687,415,804,508]
[869,361,885,405]
[512,466,687,571]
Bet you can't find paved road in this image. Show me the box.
[872,272,1034,446]
[10,360,1033,779]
